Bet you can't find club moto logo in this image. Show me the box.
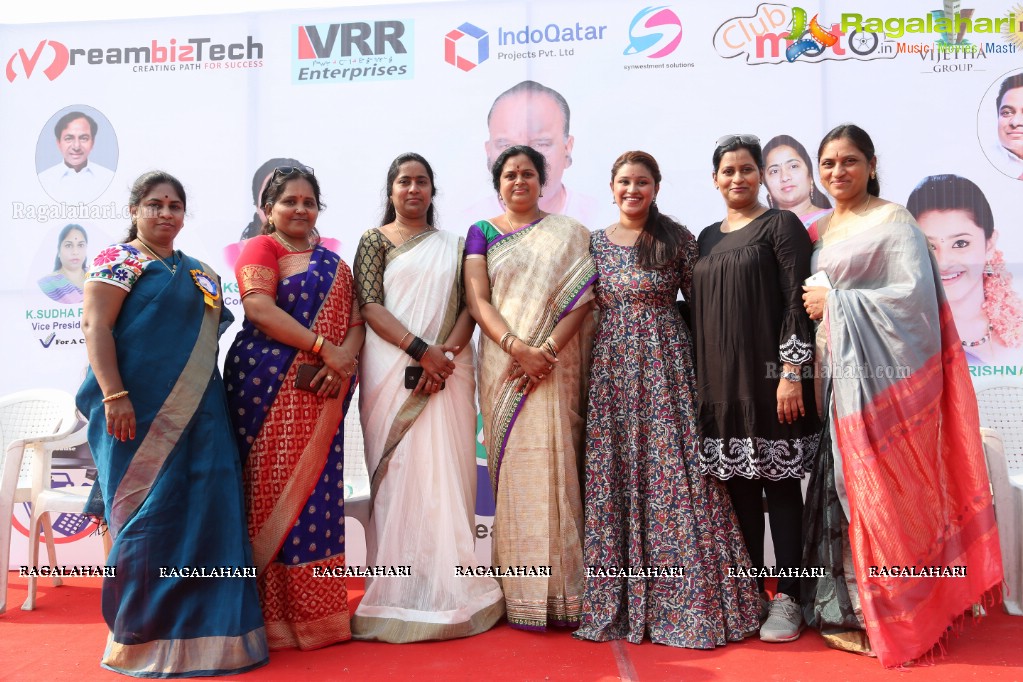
[6,40,69,82]
[624,6,683,58]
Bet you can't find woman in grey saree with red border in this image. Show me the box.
[801,127,1002,667]
[78,172,267,677]
[465,206,596,630]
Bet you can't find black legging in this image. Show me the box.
[726,476,803,600]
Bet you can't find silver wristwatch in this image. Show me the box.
[780,370,801,383]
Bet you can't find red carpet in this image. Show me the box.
[1,574,1021,681]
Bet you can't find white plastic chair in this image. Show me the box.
[342,386,371,538]
[0,389,81,615]
[22,423,90,610]
[973,375,1023,616]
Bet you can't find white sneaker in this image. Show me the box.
[760,594,803,642]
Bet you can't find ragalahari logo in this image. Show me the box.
[445,22,489,71]
[624,6,683,58]
[6,40,70,82]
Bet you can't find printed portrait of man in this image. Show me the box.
[460,80,599,228]
[986,73,1023,180]
[38,110,116,204]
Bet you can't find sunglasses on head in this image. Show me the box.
[715,134,760,149]
[270,165,314,182]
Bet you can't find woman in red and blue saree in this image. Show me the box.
[78,171,268,677]
[801,125,1003,667]
[464,145,596,630]
[351,153,504,642]
[225,166,364,650]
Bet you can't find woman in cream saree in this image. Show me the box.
[464,146,596,630]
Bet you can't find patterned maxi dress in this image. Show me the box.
[575,229,760,647]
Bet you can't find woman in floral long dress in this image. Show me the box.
[575,151,759,648]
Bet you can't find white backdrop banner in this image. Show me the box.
[3,0,1022,569]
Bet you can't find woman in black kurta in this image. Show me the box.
[692,135,819,643]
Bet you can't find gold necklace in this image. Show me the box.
[827,195,872,235]
[394,219,431,245]
[136,237,176,274]
[504,211,540,233]
[272,230,308,252]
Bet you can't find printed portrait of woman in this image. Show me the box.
[762,134,831,240]
[38,223,88,304]
[907,174,1023,365]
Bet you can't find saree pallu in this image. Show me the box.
[77,253,268,678]
[477,214,596,630]
[225,244,356,650]
[38,271,84,304]
[804,204,1002,667]
[352,230,504,642]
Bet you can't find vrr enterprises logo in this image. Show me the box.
[6,40,69,82]
[624,6,683,58]
[445,22,489,71]
[714,3,896,65]
[293,20,413,84]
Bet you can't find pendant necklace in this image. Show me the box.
[136,237,177,274]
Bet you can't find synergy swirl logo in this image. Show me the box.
[624,6,683,58]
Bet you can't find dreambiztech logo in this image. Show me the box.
[624,6,683,58]
[445,22,489,71]
[6,34,263,82]
[6,40,69,82]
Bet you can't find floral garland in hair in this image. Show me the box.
[983,249,1023,348]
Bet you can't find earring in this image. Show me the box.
[984,262,995,276]
[870,170,877,179]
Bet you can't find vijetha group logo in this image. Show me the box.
[713,3,897,65]
[445,22,489,71]
[624,6,683,58]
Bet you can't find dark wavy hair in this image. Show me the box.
[125,171,186,241]
[818,124,880,197]
[610,151,688,270]
[380,152,438,227]
[53,223,88,271]
[491,145,548,193]
[996,73,1023,111]
[906,174,994,238]
[260,167,325,239]
[712,136,764,173]
[762,134,831,210]
[239,157,306,239]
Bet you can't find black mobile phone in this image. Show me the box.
[404,366,424,389]
[294,363,321,392]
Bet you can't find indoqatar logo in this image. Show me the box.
[624,6,683,58]
[713,3,897,65]
[445,22,489,71]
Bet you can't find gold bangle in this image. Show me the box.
[311,334,325,354]
[398,331,413,350]
[102,390,129,403]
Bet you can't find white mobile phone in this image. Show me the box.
[804,270,833,289]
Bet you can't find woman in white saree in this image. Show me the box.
[351,153,504,642]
